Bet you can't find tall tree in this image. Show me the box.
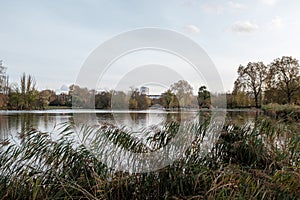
[95,91,112,109]
[170,80,194,108]
[69,85,93,108]
[161,89,174,109]
[269,56,300,104]
[128,88,150,110]
[111,90,127,110]
[39,89,56,109]
[8,73,38,110]
[197,86,211,108]
[234,62,267,108]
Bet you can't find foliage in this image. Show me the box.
[171,80,194,108]
[1,118,300,199]
[8,73,39,110]
[49,93,71,107]
[128,88,151,110]
[95,91,112,109]
[234,62,267,108]
[262,103,300,121]
[233,56,300,107]
[0,94,8,109]
[198,85,211,108]
[111,90,127,110]
[69,84,93,108]
[268,56,300,104]
[39,89,57,109]
[161,89,176,109]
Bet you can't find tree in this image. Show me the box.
[39,89,56,109]
[129,98,138,109]
[128,88,150,110]
[137,94,151,110]
[8,73,39,110]
[161,89,174,109]
[95,91,111,109]
[234,62,267,108]
[111,90,127,110]
[170,95,180,109]
[269,56,300,104]
[197,86,211,108]
[49,93,71,107]
[69,85,93,108]
[170,80,194,108]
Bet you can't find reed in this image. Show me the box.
[0,117,299,199]
[262,103,300,121]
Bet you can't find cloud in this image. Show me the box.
[183,25,200,34]
[202,3,224,14]
[271,16,284,29]
[231,21,259,33]
[261,0,277,6]
[228,1,246,9]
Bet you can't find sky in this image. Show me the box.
[1,0,300,94]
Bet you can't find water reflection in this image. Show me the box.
[0,115,9,140]
[226,110,262,126]
[74,111,199,131]
[0,110,265,141]
[0,112,72,140]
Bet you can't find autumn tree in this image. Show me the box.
[49,93,71,107]
[39,89,56,109]
[69,85,93,108]
[128,88,151,110]
[234,62,267,108]
[268,56,300,104]
[111,90,127,110]
[161,89,174,109]
[95,91,111,109]
[170,80,194,108]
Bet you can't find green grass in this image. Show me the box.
[0,118,300,199]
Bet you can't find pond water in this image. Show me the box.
[0,109,261,141]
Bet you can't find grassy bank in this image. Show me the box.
[262,103,300,121]
[0,119,300,199]
[45,106,71,110]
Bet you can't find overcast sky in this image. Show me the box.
[1,0,300,94]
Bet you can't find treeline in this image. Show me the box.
[228,56,300,108]
[1,75,211,110]
[71,80,211,110]
[1,55,299,110]
[6,74,71,110]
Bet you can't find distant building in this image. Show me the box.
[147,94,161,99]
[140,86,149,95]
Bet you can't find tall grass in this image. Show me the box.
[0,117,300,199]
[262,103,300,121]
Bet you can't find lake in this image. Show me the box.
[0,109,261,141]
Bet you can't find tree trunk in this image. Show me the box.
[255,94,259,108]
